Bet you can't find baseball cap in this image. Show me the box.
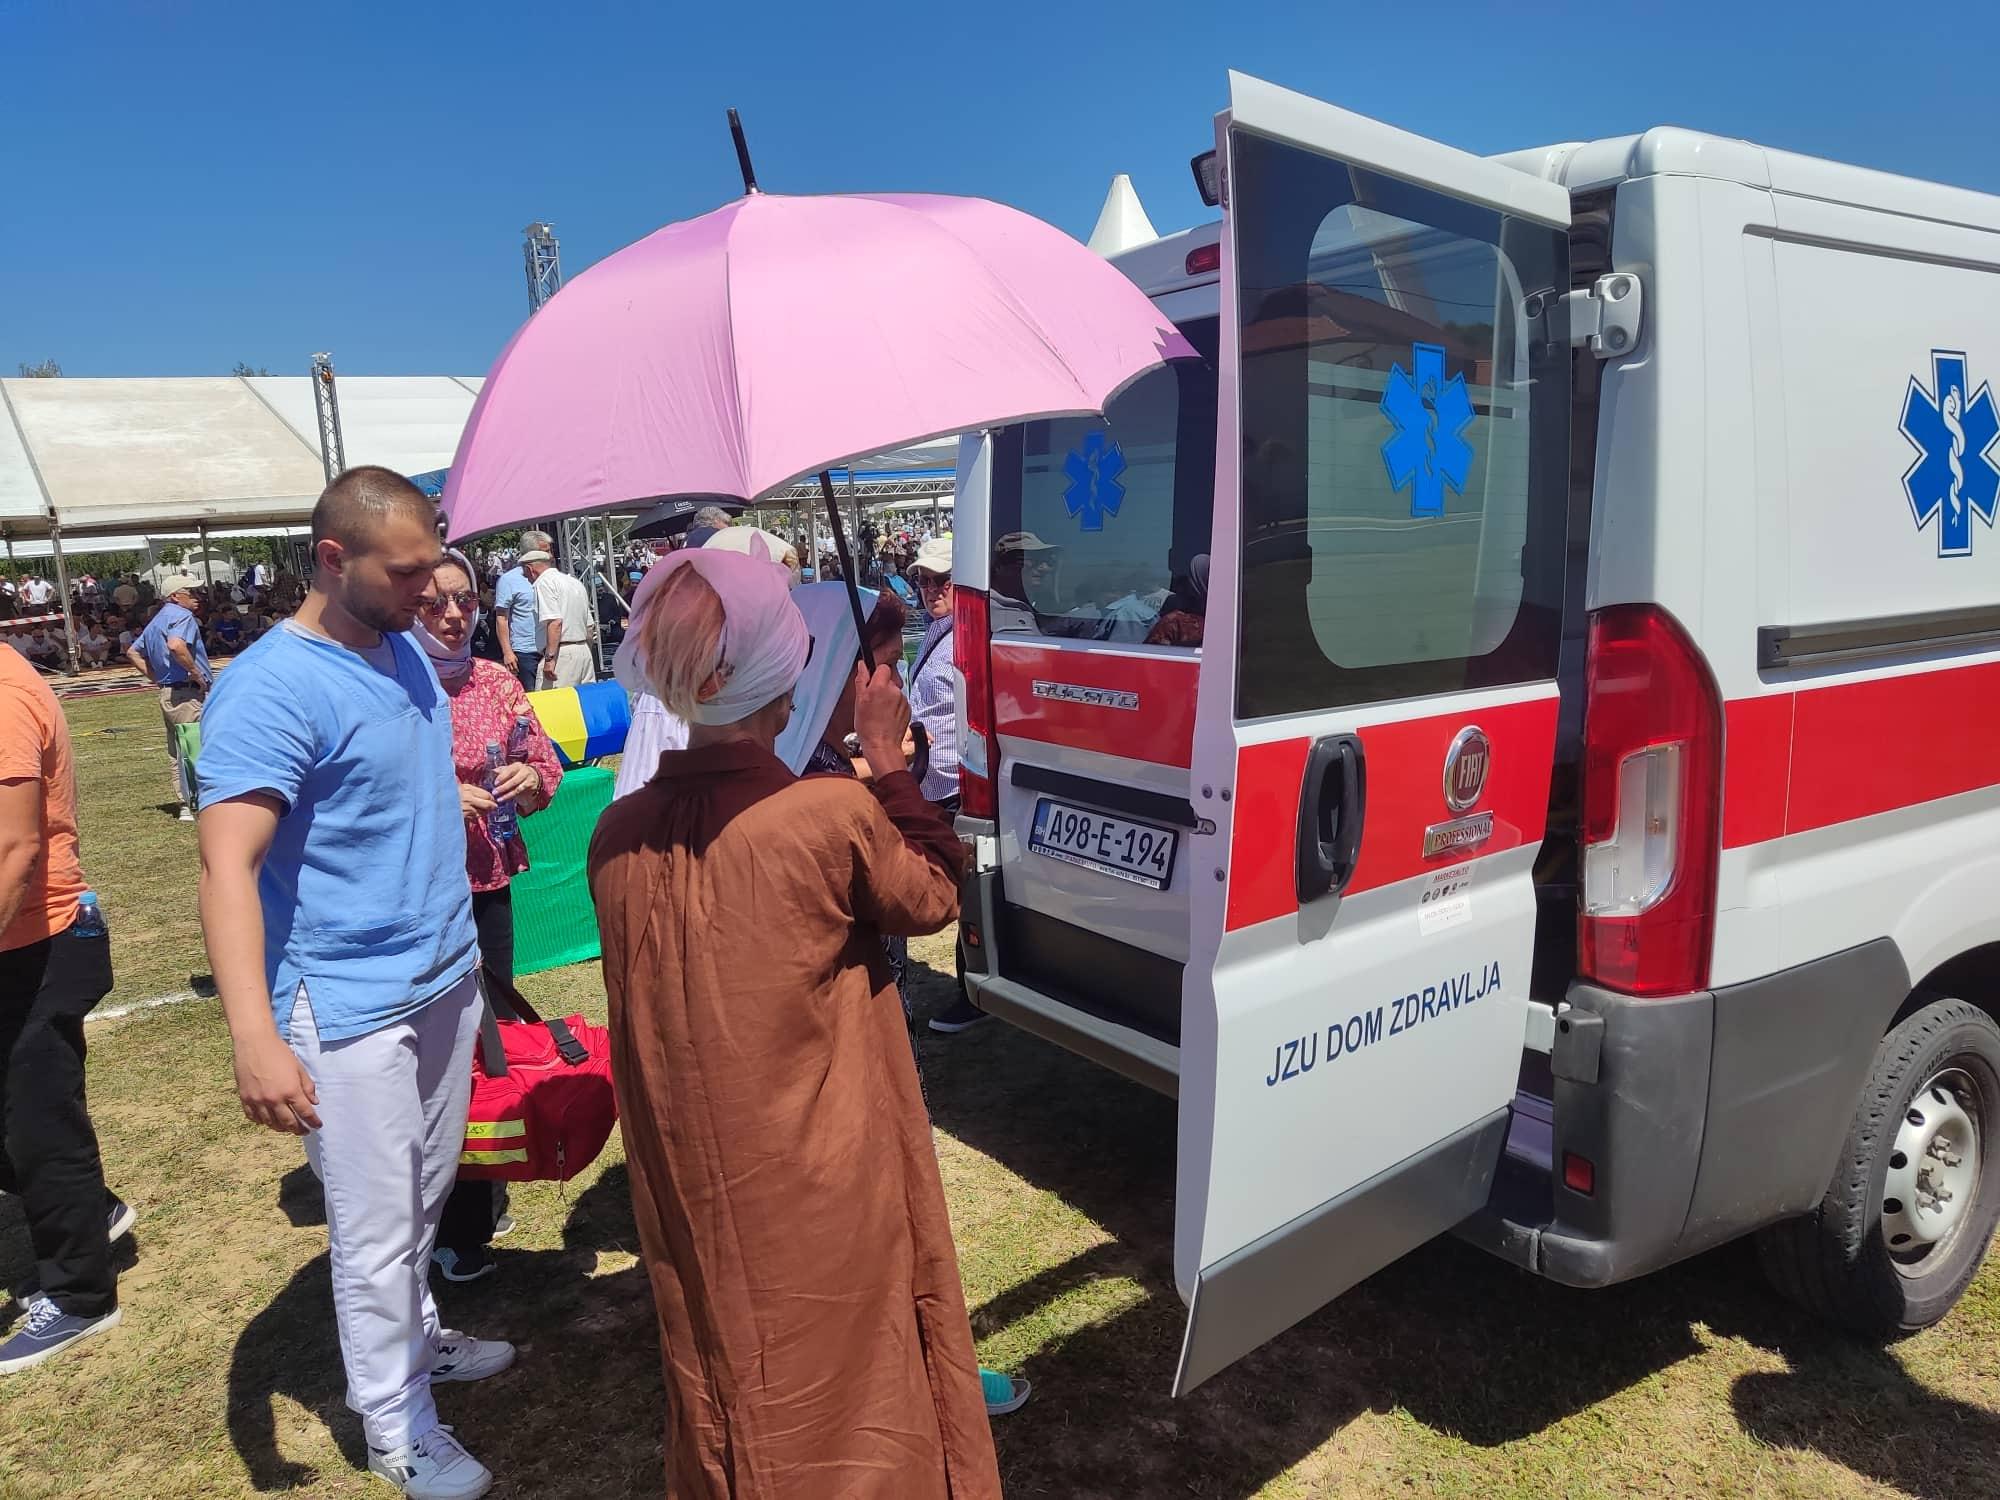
[910,537,954,575]
[161,575,203,596]
[996,531,1059,554]
[517,549,554,564]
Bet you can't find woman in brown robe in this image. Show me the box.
[589,547,1002,1500]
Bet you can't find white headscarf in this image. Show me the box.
[412,547,480,682]
[701,525,799,574]
[773,582,880,774]
[612,544,808,726]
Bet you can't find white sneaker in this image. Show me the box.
[368,1424,492,1499]
[430,1330,515,1384]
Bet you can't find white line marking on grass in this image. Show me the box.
[90,989,207,1023]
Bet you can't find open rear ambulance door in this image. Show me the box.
[1174,74,1574,1393]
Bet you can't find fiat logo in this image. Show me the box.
[1442,726,1491,813]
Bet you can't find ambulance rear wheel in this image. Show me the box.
[1756,996,2000,1336]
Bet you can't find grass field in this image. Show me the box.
[4,690,1999,1497]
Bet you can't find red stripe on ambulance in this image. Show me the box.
[1722,661,2000,848]
[991,644,1199,768]
[1721,694,1793,848]
[1225,697,1560,932]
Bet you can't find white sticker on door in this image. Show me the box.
[1418,863,1474,935]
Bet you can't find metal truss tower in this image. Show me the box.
[309,352,345,482]
[524,222,563,315]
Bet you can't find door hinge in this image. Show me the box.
[1558,272,1643,357]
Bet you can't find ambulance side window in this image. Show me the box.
[988,317,1220,645]
[1232,133,1570,719]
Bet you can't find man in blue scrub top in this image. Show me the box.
[197,468,510,1500]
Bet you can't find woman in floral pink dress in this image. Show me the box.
[414,548,564,1281]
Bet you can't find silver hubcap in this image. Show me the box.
[1883,1067,1981,1256]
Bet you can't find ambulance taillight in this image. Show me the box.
[955,587,998,820]
[1577,605,1724,997]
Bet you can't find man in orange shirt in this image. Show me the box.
[0,643,129,1374]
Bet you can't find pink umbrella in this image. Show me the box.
[440,121,1191,546]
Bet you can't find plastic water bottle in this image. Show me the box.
[73,891,108,939]
[484,743,519,844]
[506,713,534,763]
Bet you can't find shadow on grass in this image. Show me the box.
[908,959,1993,1500]
[228,1164,663,1495]
[1722,1300,2000,1500]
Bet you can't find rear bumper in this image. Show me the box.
[1457,938,1909,1286]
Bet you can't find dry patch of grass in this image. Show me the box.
[4,692,1997,1496]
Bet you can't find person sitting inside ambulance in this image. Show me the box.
[1144,554,1209,648]
[989,531,1070,636]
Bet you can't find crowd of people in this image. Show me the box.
[0,561,309,679]
[0,468,997,1499]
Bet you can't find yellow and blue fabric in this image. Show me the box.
[524,680,630,768]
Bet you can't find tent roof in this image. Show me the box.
[0,375,483,539]
[0,375,961,542]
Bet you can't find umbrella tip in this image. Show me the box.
[727,108,760,195]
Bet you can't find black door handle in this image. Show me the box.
[1295,733,1366,903]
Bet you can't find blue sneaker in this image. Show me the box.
[0,1296,122,1375]
[430,1246,496,1284]
[981,1367,1030,1416]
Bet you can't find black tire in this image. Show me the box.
[1756,995,2000,1336]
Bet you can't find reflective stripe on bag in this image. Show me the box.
[460,1147,530,1166]
[461,1118,529,1164]
[464,1119,527,1140]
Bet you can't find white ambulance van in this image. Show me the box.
[949,72,2000,1393]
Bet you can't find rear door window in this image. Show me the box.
[990,317,1219,645]
[1233,133,1571,719]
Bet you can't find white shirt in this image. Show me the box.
[534,567,592,645]
[614,693,690,799]
[21,579,54,607]
[908,613,959,803]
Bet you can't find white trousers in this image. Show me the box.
[288,973,482,1450]
[550,641,596,688]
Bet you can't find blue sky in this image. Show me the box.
[5,0,1992,377]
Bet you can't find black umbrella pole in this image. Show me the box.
[728,109,758,194]
[819,470,873,671]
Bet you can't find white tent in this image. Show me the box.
[0,371,962,662]
[0,374,483,541]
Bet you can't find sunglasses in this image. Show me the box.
[916,575,952,593]
[417,590,479,617]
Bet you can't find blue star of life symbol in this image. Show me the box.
[1381,343,1475,518]
[1901,350,2000,558]
[1063,430,1127,532]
